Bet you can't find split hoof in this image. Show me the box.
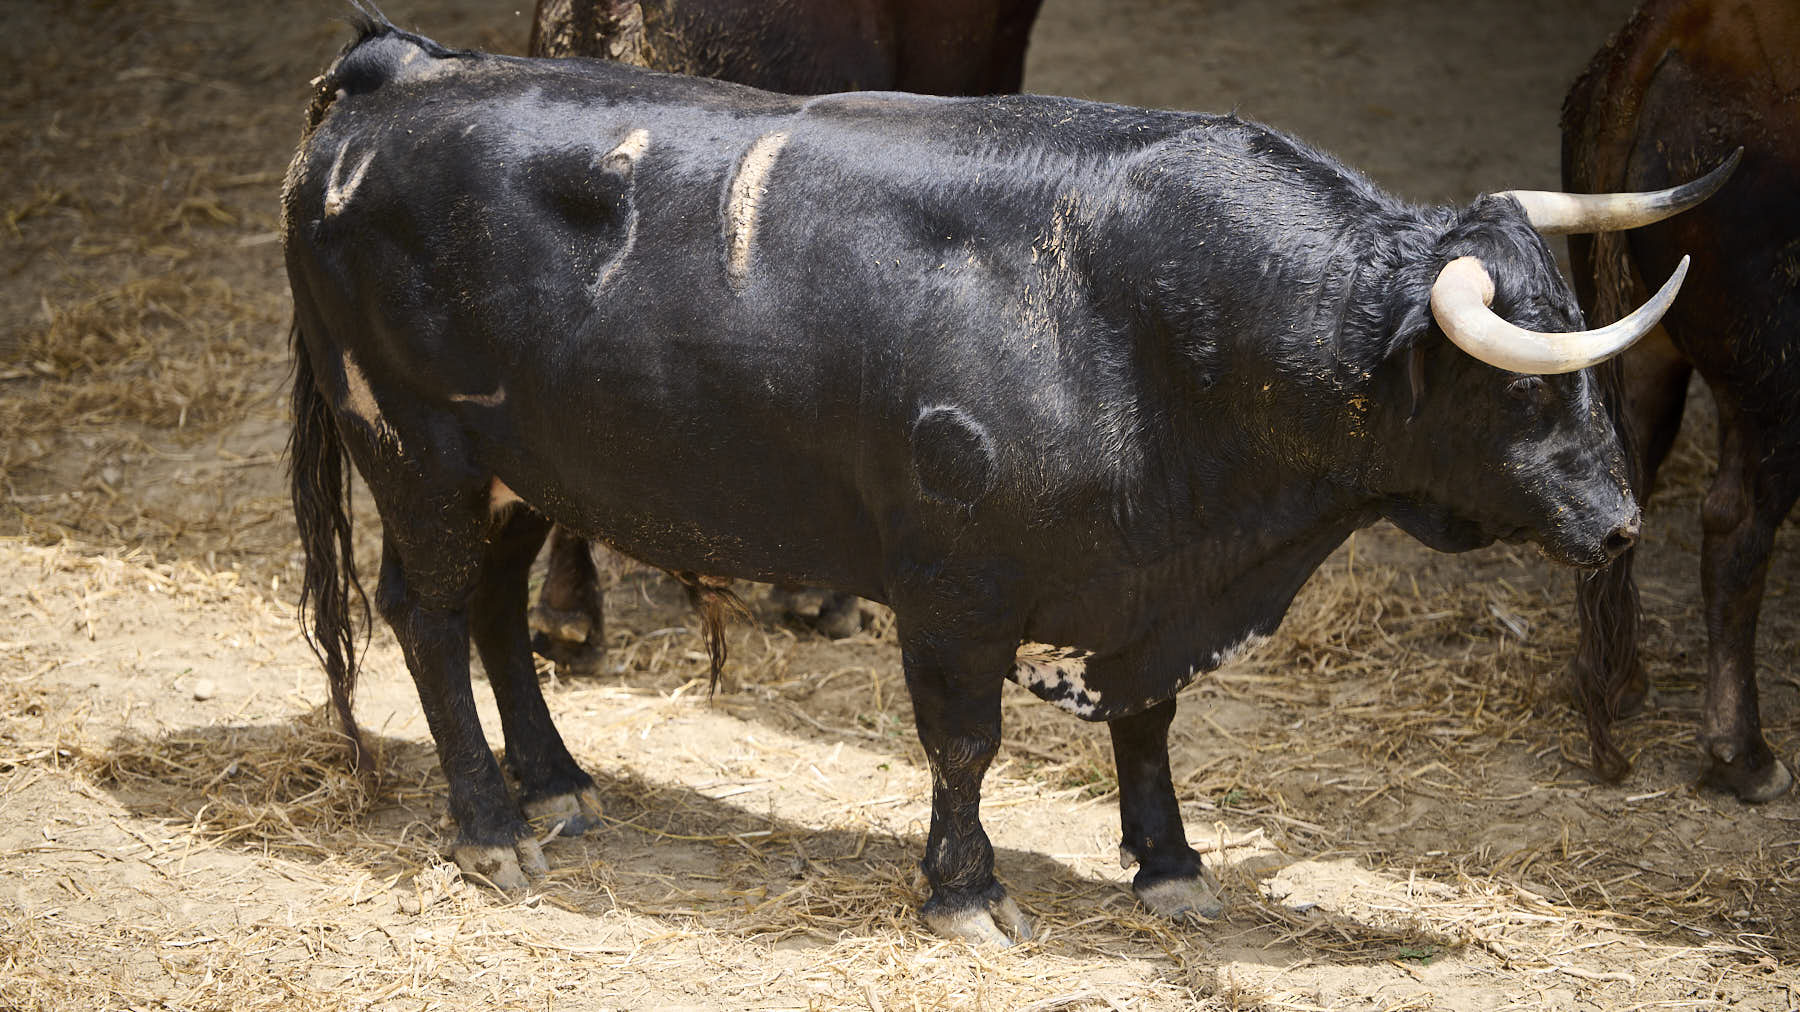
[529,609,606,675]
[1136,872,1224,922]
[453,838,548,891]
[1706,752,1795,804]
[523,788,606,836]
[923,892,1034,946]
[770,586,866,639]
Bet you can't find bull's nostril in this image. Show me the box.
[1603,522,1640,558]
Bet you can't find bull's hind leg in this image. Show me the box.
[895,622,1032,945]
[472,510,604,835]
[1110,699,1222,921]
[374,530,546,889]
[1696,401,1797,802]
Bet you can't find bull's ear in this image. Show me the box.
[1387,300,1434,422]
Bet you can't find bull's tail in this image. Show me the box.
[1561,16,1664,783]
[289,321,373,772]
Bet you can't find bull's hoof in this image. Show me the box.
[523,787,606,837]
[769,586,867,639]
[453,838,548,891]
[529,606,605,675]
[1135,872,1225,922]
[813,594,866,639]
[1704,752,1795,803]
[922,891,1034,946]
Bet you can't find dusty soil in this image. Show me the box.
[2,1,1795,1009]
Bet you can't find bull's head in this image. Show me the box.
[1372,151,1738,567]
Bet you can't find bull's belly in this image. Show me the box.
[1007,626,1272,722]
[492,446,891,601]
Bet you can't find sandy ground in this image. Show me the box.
[2,1,1796,1009]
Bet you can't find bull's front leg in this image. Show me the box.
[898,631,1032,945]
[1110,699,1223,920]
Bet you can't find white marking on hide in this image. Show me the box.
[723,131,789,291]
[339,349,399,450]
[489,477,523,516]
[1208,632,1268,670]
[449,386,506,407]
[324,139,376,218]
[1011,641,1101,717]
[594,129,650,291]
[608,128,650,164]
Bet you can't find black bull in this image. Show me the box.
[285,24,1707,942]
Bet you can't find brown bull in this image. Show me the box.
[525,0,1043,670]
[1564,0,1798,801]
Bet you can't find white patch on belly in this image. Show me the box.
[722,131,789,291]
[489,477,523,516]
[1011,641,1101,717]
[338,349,399,450]
[323,139,375,218]
[1208,632,1268,669]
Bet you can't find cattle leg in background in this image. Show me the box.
[529,524,605,673]
[1110,700,1221,920]
[1696,402,1799,799]
[1563,0,1796,801]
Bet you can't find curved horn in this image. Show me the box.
[1496,148,1741,235]
[1429,254,1689,374]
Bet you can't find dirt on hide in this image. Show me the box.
[2,1,1796,1010]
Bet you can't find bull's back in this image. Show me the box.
[284,41,1177,591]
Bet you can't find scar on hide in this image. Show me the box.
[338,349,400,450]
[596,129,649,290]
[324,139,376,218]
[910,405,995,507]
[723,131,789,291]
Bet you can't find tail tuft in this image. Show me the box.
[289,321,374,772]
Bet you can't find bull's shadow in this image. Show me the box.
[88,714,1449,965]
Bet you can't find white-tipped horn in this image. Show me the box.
[1429,254,1689,374]
[1496,148,1740,235]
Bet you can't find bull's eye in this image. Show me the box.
[1506,376,1547,403]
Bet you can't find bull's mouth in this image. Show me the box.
[1532,536,1618,571]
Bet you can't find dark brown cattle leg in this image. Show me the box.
[1697,403,1797,801]
[472,511,604,835]
[1573,338,1693,777]
[530,524,606,674]
[898,630,1030,945]
[376,535,546,888]
[1110,699,1222,920]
